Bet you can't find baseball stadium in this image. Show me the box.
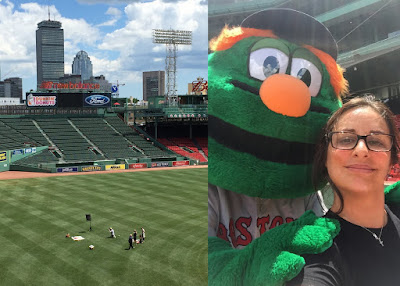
[0,85,208,285]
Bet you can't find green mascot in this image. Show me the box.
[208,8,349,286]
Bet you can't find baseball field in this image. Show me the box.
[0,167,207,285]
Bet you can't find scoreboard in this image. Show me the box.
[26,92,112,108]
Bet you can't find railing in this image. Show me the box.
[0,106,98,116]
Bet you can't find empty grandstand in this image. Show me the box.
[0,91,207,173]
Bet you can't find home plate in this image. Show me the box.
[71,236,85,241]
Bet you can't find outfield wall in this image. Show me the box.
[0,146,49,172]
[0,150,9,172]
[52,159,192,173]
[8,158,195,173]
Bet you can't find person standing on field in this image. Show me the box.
[141,227,146,242]
[109,227,116,238]
[128,234,134,249]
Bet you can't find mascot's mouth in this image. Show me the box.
[230,80,331,114]
[209,115,315,165]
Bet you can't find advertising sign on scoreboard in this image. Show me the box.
[26,92,112,108]
[26,93,57,107]
[83,94,111,107]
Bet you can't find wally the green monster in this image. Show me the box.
[208,9,349,285]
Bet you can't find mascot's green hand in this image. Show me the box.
[208,211,340,286]
[385,181,400,204]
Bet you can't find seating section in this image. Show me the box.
[0,118,47,150]
[35,118,101,162]
[0,116,202,165]
[70,117,142,159]
[195,137,208,157]
[388,117,400,181]
[388,159,400,182]
[106,117,174,158]
[14,149,59,166]
[158,137,208,162]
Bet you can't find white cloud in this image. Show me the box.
[0,2,100,77]
[62,18,101,46]
[97,7,122,27]
[97,18,118,27]
[106,7,122,17]
[0,2,47,79]
[0,0,207,97]
[77,0,184,4]
[97,0,208,76]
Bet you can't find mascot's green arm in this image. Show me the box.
[385,181,400,204]
[208,211,340,286]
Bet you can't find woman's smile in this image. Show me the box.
[345,164,375,173]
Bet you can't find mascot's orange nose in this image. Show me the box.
[259,74,310,117]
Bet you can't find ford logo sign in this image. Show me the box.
[85,95,110,106]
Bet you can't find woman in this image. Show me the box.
[288,96,400,286]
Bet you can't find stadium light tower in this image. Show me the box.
[153,29,192,105]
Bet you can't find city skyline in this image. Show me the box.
[0,0,208,99]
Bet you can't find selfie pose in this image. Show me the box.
[208,8,349,286]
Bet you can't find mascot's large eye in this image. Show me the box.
[290,58,322,97]
[249,48,289,81]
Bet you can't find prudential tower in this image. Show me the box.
[36,20,64,88]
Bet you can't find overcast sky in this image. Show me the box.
[0,0,208,99]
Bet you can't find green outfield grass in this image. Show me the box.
[0,168,207,286]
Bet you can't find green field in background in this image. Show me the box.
[0,168,208,286]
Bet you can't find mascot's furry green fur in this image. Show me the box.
[208,9,348,285]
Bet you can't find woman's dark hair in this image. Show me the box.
[312,95,400,213]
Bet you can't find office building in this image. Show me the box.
[36,20,64,88]
[72,50,93,81]
[0,77,22,100]
[87,75,112,93]
[143,71,165,101]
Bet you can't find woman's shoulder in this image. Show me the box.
[385,203,400,233]
[386,203,400,218]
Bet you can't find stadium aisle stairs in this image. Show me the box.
[105,116,174,159]
[35,118,100,162]
[0,119,46,150]
[71,117,141,159]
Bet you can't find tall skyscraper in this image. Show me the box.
[143,71,165,101]
[72,50,93,81]
[36,20,64,88]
